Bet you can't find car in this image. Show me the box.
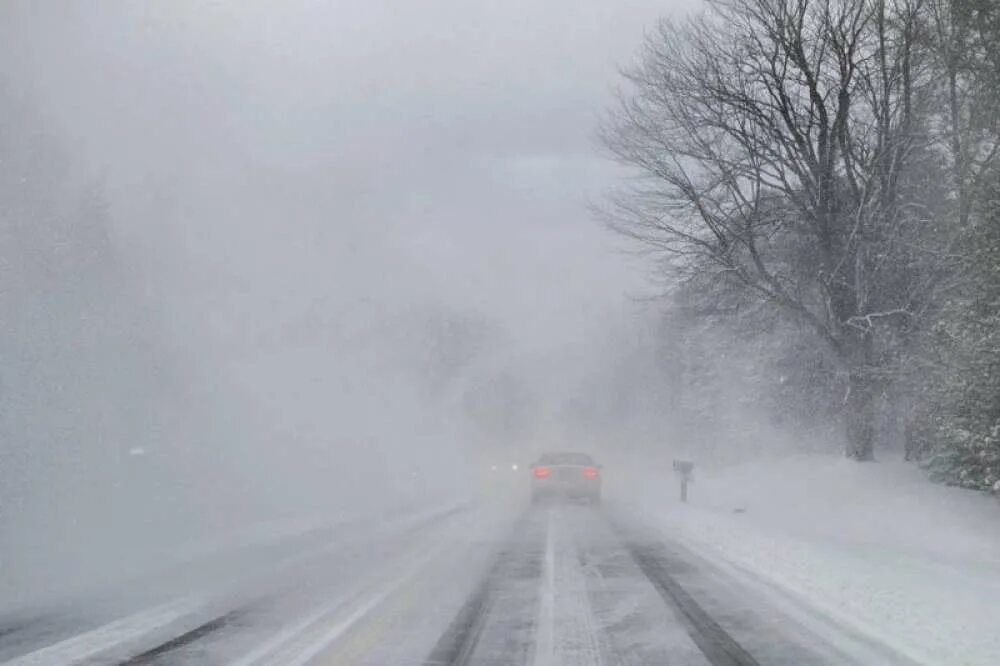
[529,452,602,504]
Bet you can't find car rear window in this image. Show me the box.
[537,452,594,465]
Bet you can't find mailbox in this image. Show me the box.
[672,459,694,502]
[672,460,694,476]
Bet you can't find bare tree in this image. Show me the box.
[926,0,1000,228]
[601,0,941,459]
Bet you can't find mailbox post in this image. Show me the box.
[672,460,694,503]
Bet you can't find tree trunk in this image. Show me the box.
[845,367,877,461]
[843,327,878,460]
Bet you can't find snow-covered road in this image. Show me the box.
[0,500,919,665]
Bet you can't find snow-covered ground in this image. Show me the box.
[5,460,997,665]
[627,454,1000,666]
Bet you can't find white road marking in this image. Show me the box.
[1,596,205,666]
[532,509,556,666]
[228,595,360,666]
[272,590,391,666]
[233,508,469,665]
[229,586,393,666]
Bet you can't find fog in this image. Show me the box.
[0,1,707,607]
[5,3,998,664]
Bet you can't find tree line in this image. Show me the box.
[602,0,1000,491]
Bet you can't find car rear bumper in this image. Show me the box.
[530,481,601,500]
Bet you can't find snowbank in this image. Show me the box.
[626,454,1000,666]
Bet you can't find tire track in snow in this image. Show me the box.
[624,542,760,666]
[0,597,206,666]
[423,509,540,665]
[1,504,470,666]
[421,565,497,665]
[118,609,246,665]
[427,506,612,666]
[226,505,476,666]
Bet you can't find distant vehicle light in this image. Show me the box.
[491,465,498,471]
[511,463,519,471]
[583,467,599,478]
[533,466,551,479]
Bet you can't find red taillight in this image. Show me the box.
[583,467,599,479]
[533,467,551,479]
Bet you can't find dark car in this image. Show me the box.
[530,452,601,504]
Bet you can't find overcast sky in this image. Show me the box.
[0,0,703,448]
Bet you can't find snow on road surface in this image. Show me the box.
[0,597,206,666]
[1,492,928,665]
[531,511,557,666]
[270,507,919,664]
[0,502,472,665]
[628,453,1000,666]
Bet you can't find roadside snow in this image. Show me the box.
[627,454,1000,666]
